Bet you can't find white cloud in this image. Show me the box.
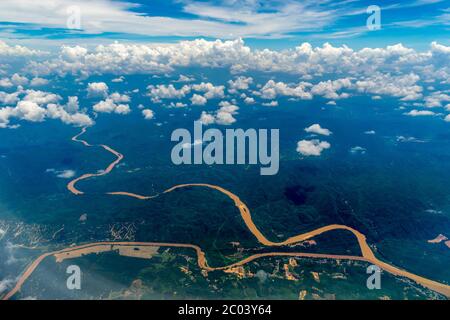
[305,124,332,136]
[30,77,49,87]
[355,73,423,101]
[109,92,130,103]
[142,109,154,120]
[444,114,450,122]
[192,82,225,99]
[168,102,187,108]
[65,96,79,113]
[199,111,215,125]
[11,74,28,86]
[199,101,239,126]
[0,74,29,88]
[57,169,76,179]
[0,0,346,40]
[87,82,109,98]
[93,98,130,114]
[61,45,87,61]
[296,139,331,156]
[24,40,450,101]
[228,76,253,93]
[260,80,312,100]
[424,92,450,108]
[350,146,366,154]
[0,40,42,57]
[23,89,61,105]
[16,100,46,122]
[175,75,195,83]
[0,107,16,128]
[0,91,20,105]
[0,90,93,128]
[404,109,436,116]
[0,78,13,88]
[147,84,191,102]
[311,78,351,100]
[262,101,278,107]
[396,135,426,143]
[115,104,130,114]
[46,103,93,127]
[111,76,124,83]
[191,94,207,106]
[244,97,255,104]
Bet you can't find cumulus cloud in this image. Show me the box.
[0,91,20,105]
[168,102,187,108]
[424,92,450,108]
[109,92,130,103]
[0,74,29,88]
[192,82,225,99]
[262,101,278,107]
[228,76,253,93]
[304,124,332,136]
[0,78,13,88]
[296,139,331,156]
[15,101,46,122]
[404,109,436,117]
[244,97,255,104]
[87,82,109,98]
[311,78,351,100]
[18,40,450,111]
[22,89,61,105]
[199,111,215,125]
[147,84,191,103]
[93,98,130,114]
[30,77,49,87]
[142,109,154,120]
[0,40,42,57]
[260,80,312,100]
[11,74,28,86]
[65,96,80,113]
[175,75,195,83]
[47,103,93,127]
[355,73,423,101]
[111,76,124,83]
[25,40,449,85]
[0,91,92,128]
[191,94,207,106]
[199,101,239,126]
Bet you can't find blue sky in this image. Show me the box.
[0,0,449,50]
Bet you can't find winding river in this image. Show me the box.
[3,127,450,300]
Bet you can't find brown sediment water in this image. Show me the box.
[106,191,158,200]
[4,127,450,300]
[67,128,124,195]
